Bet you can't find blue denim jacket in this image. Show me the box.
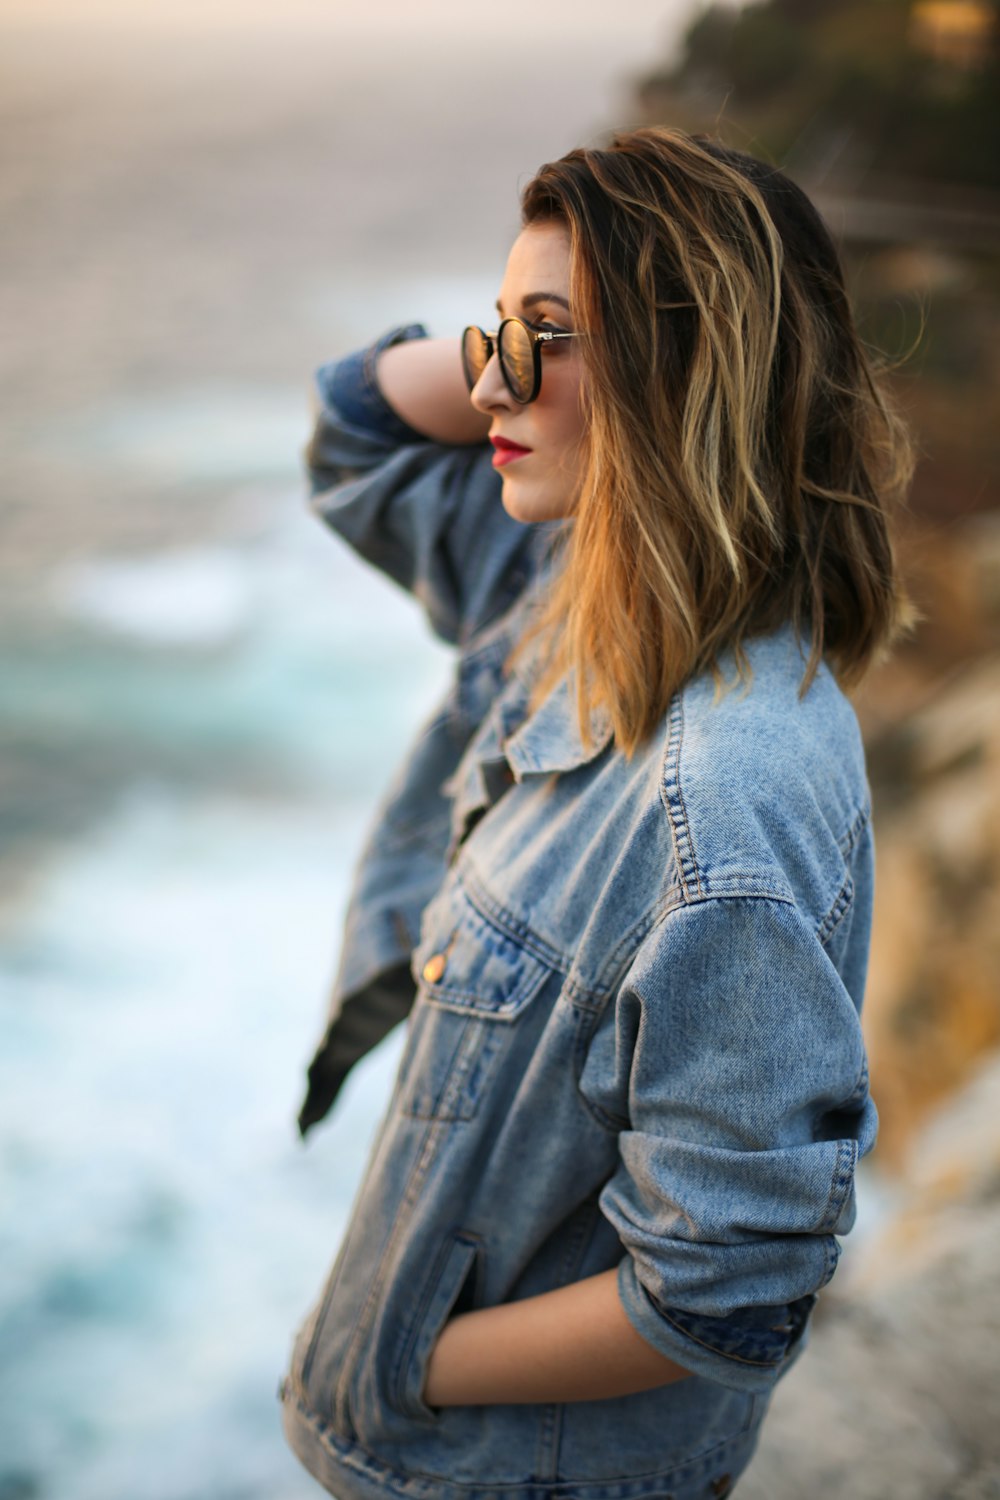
[280,324,879,1500]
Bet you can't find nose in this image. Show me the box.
[468,346,512,414]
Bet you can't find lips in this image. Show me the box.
[490,435,532,468]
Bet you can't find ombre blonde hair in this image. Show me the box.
[514,127,918,757]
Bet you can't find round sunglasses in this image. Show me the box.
[461,317,582,405]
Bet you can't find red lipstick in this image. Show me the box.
[491,435,532,468]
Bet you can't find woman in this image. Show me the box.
[279,127,915,1500]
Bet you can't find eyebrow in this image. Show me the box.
[495,291,571,315]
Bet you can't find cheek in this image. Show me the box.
[539,389,586,460]
[555,412,588,477]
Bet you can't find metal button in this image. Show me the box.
[422,953,447,984]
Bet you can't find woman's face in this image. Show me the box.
[469,220,587,524]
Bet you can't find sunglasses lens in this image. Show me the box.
[498,319,535,402]
[461,327,490,392]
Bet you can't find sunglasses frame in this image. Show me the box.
[461,317,582,405]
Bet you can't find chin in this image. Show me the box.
[500,481,573,525]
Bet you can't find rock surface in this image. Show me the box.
[852,510,1000,1170]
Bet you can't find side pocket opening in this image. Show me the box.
[393,1233,483,1423]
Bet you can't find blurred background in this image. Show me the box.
[0,2,997,1497]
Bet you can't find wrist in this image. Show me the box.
[318,322,430,444]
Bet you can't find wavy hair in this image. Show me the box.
[513,127,918,756]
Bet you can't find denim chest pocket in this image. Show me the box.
[398,899,554,1120]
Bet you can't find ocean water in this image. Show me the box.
[0,490,451,1499]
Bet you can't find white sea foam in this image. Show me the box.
[50,546,255,643]
[46,493,456,660]
[0,780,407,1499]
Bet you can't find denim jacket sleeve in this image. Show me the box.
[598,888,878,1396]
[305,323,536,645]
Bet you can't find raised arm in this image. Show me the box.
[375,335,491,446]
[306,323,537,645]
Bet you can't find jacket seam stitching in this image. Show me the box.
[321,1112,441,1425]
[815,1136,859,1232]
[459,858,573,972]
[837,798,871,857]
[575,896,680,1011]
[649,889,797,938]
[816,874,854,948]
[661,694,704,902]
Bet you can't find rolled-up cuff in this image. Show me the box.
[616,1254,817,1395]
[317,322,430,445]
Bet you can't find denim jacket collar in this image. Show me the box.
[445,660,614,863]
[503,670,614,779]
